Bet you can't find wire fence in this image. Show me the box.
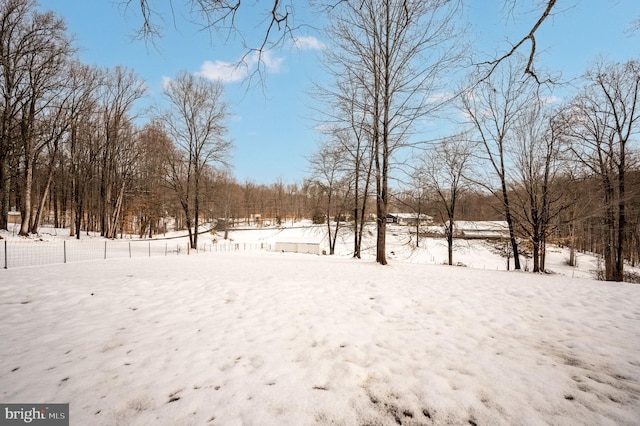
[0,238,273,269]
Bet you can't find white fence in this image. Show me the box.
[0,239,273,269]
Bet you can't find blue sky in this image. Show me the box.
[39,1,639,185]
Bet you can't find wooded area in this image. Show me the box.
[2,0,640,281]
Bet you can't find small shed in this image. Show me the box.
[274,226,327,255]
[275,241,323,255]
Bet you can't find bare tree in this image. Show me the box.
[158,70,232,249]
[561,59,640,282]
[64,63,102,238]
[131,122,163,237]
[97,66,146,238]
[401,171,430,249]
[323,0,463,264]
[123,1,559,83]
[419,135,473,265]
[309,139,352,255]
[0,0,35,230]
[313,74,375,258]
[28,74,71,234]
[510,101,564,272]
[0,0,74,234]
[12,7,72,236]
[207,170,243,238]
[461,57,538,270]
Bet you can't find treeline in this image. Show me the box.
[0,0,239,251]
[1,0,147,238]
[308,50,640,281]
[0,0,329,247]
[294,1,640,280]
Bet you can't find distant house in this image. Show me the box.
[446,221,509,239]
[386,214,398,224]
[386,213,433,226]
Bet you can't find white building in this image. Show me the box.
[386,213,433,226]
[445,221,509,239]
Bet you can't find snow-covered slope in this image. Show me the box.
[1,246,639,425]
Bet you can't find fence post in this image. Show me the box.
[148,242,151,257]
[104,241,107,259]
[3,240,6,269]
[64,240,67,264]
[128,242,131,258]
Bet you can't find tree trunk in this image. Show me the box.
[0,157,8,230]
[501,185,521,270]
[331,217,341,255]
[532,237,540,272]
[540,233,547,272]
[375,141,388,265]
[29,169,54,234]
[615,153,625,282]
[18,159,32,236]
[353,205,359,257]
[108,181,126,239]
[447,220,454,266]
[30,144,59,233]
[193,190,199,250]
[356,154,373,259]
[376,211,387,264]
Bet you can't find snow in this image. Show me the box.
[1,225,639,425]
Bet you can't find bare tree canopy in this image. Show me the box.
[560,59,640,281]
[122,0,559,81]
[157,70,233,249]
[317,0,463,265]
[121,0,300,57]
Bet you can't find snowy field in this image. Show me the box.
[1,224,639,425]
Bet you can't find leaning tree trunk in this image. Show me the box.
[30,145,59,233]
[107,181,126,239]
[30,171,54,234]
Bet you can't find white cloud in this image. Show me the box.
[197,50,285,84]
[427,92,454,104]
[292,36,326,51]
[198,60,248,83]
[539,95,561,104]
[256,50,285,74]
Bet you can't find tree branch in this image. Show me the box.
[479,0,557,84]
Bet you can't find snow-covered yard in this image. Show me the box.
[1,226,639,425]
